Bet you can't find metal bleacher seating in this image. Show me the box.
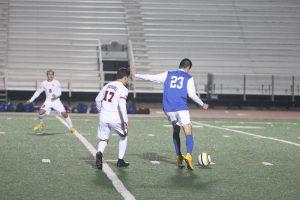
[139,0,300,96]
[6,0,127,92]
[1,0,300,97]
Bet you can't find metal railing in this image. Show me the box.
[96,39,104,88]
[204,74,300,102]
[127,39,136,98]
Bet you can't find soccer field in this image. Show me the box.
[0,114,299,200]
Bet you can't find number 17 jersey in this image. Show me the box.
[96,81,128,123]
[163,70,192,112]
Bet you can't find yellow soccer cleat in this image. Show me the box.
[184,153,194,170]
[33,123,45,132]
[176,154,184,168]
[70,127,77,134]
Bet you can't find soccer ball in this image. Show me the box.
[198,153,212,167]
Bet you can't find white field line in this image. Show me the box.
[262,162,273,166]
[222,126,263,129]
[55,116,135,200]
[0,131,5,134]
[163,124,203,128]
[193,121,300,147]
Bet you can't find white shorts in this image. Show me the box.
[41,99,66,115]
[97,121,127,140]
[165,110,191,126]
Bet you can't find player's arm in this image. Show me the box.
[27,82,44,103]
[95,89,105,113]
[131,67,167,83]
[118,91,129,128]
[187,78,208,109]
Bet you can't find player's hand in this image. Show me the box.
[124,122,129,129]
[203,103,209,110]
[130,66,137,76]
[26,100,32,104]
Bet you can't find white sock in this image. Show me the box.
[118,136,127,159]
[98,140,108,153]
[39,113,46,124]
[65,116,73,128]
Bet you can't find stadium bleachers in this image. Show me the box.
[6,0,128,92]
[0,0,299,97]
[0,0,8,102]
[139,0,300,95]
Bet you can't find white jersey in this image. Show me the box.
[29,79,62,103]
[95,81,128,124]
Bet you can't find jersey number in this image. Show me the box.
[103,91,115,102]
[170,76,184,89]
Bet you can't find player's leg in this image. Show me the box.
[96,121,111,170]
[166,112,184,167]
[33,103,50,131]
[111,123,129,167]
[178,110,194,170]
[53,100,76,133]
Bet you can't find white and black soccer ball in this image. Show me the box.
[198,153,212,167]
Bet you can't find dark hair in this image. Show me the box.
[116,67,130,79]
[46,69,54,75]
[179,58,192,69]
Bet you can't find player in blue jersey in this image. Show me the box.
[131,58,208,170]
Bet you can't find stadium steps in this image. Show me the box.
[123,0,150,74]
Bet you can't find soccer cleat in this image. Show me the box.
[33,123,44,132]
[184,153,194,170]
[117,159,129,168]
[70,127,77,134]
[176,154,184,168]
[96,151,103,170]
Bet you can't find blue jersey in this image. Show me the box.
[163,70,192,112]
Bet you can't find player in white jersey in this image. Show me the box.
[95,68,130,170]
[27,69,76,133]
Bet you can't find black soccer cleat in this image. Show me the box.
[96,151,103,170]
[117,159,129,168]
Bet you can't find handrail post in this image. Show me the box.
[243,74,246,101]
[97,39,104,88]
[128,40,136,99]
[291,76,295,103]
[271,75,274,102]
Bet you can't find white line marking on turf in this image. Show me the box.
[148,134,155,137]
[55,116,135,200]
[106,160,118,163]
[297,137,300,139]
[150,161,160,165]
[262,162,273,166]
[223,135,231,138]
[163,124,203,128]
[222,126,263,129]
[0,132,5,135]
[41,159,51,163]
[193,121,300,147]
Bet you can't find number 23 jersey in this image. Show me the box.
[163,70,192,112]
[96,81,128,123]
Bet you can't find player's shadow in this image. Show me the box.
[79,156,97,169]
[135,152,175,165]
[30,131,66,136]
[168,169,219,189]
